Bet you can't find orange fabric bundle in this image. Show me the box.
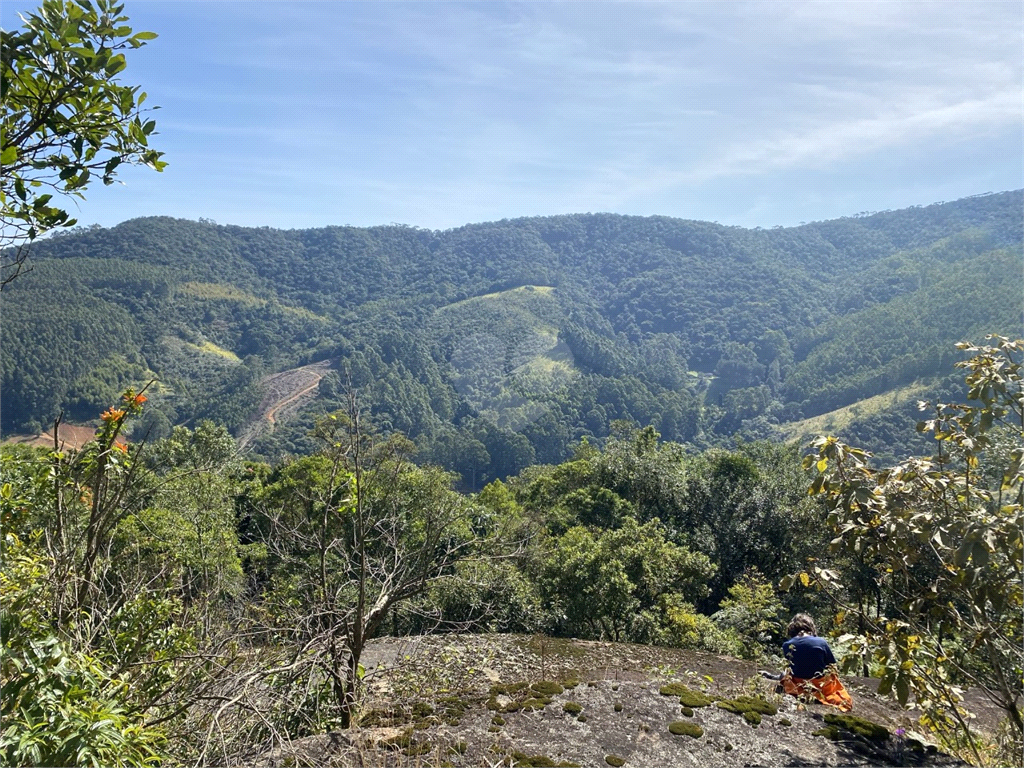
[781,671,853,712]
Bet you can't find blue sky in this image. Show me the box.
[3,0,1022,231]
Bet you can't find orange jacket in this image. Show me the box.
[781,671,853,712]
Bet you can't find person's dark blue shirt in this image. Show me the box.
[782,634,836,679]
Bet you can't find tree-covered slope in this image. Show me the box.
[2,190,1020,481]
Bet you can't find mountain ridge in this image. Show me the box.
[2,190,1021,481]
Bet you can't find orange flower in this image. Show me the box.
[122,390,147,405]
[112,442,128,453]
[101,407,126,422]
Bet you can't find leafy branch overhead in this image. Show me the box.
[1,0,165,286]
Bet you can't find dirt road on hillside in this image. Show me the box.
[237,360,332,450]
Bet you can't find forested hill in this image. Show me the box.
[2,190,1021,480]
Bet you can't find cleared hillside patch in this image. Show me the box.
[779,380,934,444]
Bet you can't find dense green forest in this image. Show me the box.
[2,191,1020,483]
[2,337,1020,765]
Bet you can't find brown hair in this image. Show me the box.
[787,613,817,638]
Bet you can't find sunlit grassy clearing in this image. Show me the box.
[780,380,934,442]
[185,340,242,362]
[179,282,327,322]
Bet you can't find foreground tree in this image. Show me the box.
[1,0,165,287]
[0,392,237,766]
[252,399,484,730]
[793,336,1023,764]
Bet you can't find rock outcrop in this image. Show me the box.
[258,634,970,767]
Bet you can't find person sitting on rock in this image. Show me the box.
[778,613,853,712]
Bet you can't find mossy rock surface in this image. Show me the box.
[742,710,761,726]
[779,717,792,726]
[605,756,626,767]
[412,701,434,717]
[563,702,583,715]
[511,752,558,767]
[576,715,587,722]
[668,721,704,738]
[436,694,473,725]
[822,713,890,740]
[491,682,531,695]
[660,683,712,707]
[716,695,777,717]
[659,683,688,697]
[492,715,506,726]
[531,681,565,696]
[812,726,841,741]
[402,740,432,756]
[383,729,413,749]
[680,706,694,717]
[512,697,550,712]
[360,706,407,727]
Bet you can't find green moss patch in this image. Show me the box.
[563,702,583,715]
[449,741,468,755]
[384,728,432,755]
[659,683,712,707]
[779,717,792,726]
[531,681,565,696]
[605,756,626,767]
[360,706,407,727]
[403,740,432,756]
[614,703,623,713]
[668,721,704,738]
[436,694,473,725]
[812,726,841,740]
[509,697,550,712]
[383,729,413,750]
[743,710,762,726]
[822,713,890,740]
[680,706,694,717]
[492,715,506,726]
[716,696,777,717]
[576,715,587,722]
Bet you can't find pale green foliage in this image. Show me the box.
[1,0,166,285]
[712,568,784,661]
[796,336,1023,761]
[655,594,743,656]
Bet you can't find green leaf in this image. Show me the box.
[895,675,910,706]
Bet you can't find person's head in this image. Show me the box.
[787,613,816,638]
